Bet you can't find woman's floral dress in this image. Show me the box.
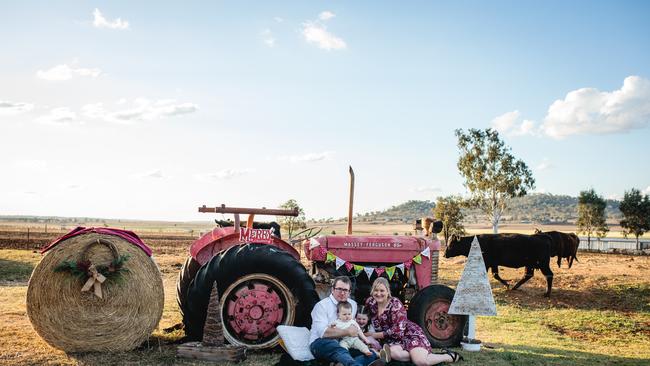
[366,296,431,352]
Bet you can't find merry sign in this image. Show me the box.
[239,227,275,244]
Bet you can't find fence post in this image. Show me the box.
[27,228,30,243]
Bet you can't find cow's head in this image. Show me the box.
[444,234,470,258]
[566,233,580,268]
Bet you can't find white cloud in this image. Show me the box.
[138,169,165,179]
[643,186,650,196]
[93,8,129,30]
[302,21,346,50]
[36,63,102,81]
[535,158,553,171]
[66,184,82,190]
[541,76,650,139]
[196,169,253,181]
[81,98,198,124]
[0,100,34,115]
[13,159,48,171]
[261,29,275,47]
[274,17,284,23]
[278,151,334,163]
[491,110,537,137]
[414,186,442,193]
[319,11,336,21]
[35,107,78,125]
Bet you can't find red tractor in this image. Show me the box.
[177,205,467,350]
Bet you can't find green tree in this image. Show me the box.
[278,199,306,239]
[577,189,609,249]
[619,188,650,249]
[455,128,535,233]
[433,195,467,242]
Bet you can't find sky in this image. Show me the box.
[1,1,650,222]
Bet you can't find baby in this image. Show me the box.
[331,301,377,356]
[355,305,381,352]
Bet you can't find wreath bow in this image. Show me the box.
[81,264,107,299]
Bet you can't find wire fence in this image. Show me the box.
[578,237,650,251]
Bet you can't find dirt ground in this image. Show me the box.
[1,225,649,365]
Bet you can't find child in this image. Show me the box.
[356,305,381,352]
[331,301,377,357]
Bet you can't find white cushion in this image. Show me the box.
[276,326,315,361]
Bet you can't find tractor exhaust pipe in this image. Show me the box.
[347,166,354,235]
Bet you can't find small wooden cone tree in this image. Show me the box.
[448,236,497,351]
[202,282,224,346]
[177,281,246,362]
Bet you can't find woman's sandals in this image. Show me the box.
[438,348,464,363]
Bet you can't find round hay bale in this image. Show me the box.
[26,232,164,352]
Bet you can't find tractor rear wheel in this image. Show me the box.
[182,244,319,349]
[408,285,467,348]
[177,256,201,317]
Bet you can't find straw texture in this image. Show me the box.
[26,232,164,352]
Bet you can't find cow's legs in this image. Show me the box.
[511,267,534,290]
[491,266,510,288]
[539,264,554,297]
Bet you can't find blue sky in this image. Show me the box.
[1,1,649,221]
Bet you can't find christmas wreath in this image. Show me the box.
[54,238,130,298]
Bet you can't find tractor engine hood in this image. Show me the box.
[304,235,440,264]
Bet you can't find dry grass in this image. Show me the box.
[1,224,649,365]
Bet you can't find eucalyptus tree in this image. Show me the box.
[577,189,609,249]
[433,195,467,243]
[455,128,535,233]
[619,188,650,249]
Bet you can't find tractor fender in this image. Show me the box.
[190,226,299,265]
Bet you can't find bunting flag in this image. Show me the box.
[385,266,396,280]
[396,263,405,274]
[345,261,354,272]
[364,267,375,279]
[309,238,321,249]
[413,254,422,265]
[335,256,346,270]
[353,264,364,275]
[326,252,336,263]
[404,259,413,269]
[375,267,385,277]
[421,247,431,259]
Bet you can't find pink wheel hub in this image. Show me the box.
[223,280,286,342]
[424,300,460,340]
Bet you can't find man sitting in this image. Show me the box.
[309,276,384,366]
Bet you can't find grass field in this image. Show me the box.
[1,223,649,365]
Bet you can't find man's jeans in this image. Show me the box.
[310,338,377,366]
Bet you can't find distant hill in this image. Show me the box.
[347,194,622,224]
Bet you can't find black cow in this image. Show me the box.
[445,233,555,297]
[534,229,580,268]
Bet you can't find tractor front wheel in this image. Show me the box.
[182,244,319,349]
[408,285,467,348]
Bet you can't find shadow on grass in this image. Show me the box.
[467,342,650,366]
[0,258,34,282]
[494,283,650,312]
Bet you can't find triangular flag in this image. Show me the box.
[326,252,336,263]
[396,263,405,274]
[375,267,385,277]
[421,247,431,259]
[364,267,374,279]
[413,254,422,264]
[345,261,354,272]
[385,266,396,280]
[404,259,413,269]
[309,238,321,249]
[354,264,364,275]
[335,256,346,270]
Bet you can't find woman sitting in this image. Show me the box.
[365,277,463,365]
